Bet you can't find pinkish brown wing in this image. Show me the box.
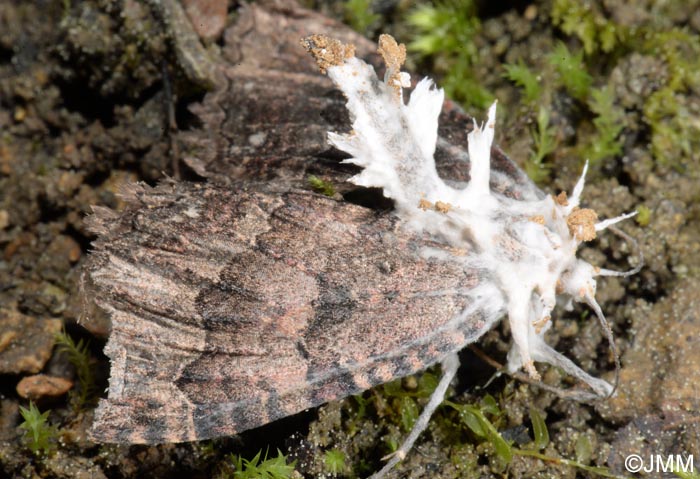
[85,181,495,444]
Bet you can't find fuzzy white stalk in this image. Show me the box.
[326,58,448,212]
[595,211,638,231]
[464,101,497,200]
[305,32,642,479]
[567,160,589,212]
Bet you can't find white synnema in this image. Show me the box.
[320,35,638,398]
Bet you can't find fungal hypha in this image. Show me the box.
[303,33,640,477]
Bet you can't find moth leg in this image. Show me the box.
[529,334,613,397]
[368,353,460,479]
[506,290,540,380]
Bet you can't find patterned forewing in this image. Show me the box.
[86,182,488,443]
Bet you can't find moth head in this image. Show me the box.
[559,259,598,302]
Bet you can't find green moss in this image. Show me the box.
[323,449,348,475]
[407,1,493,109]
[673,468,700,479]
[528,406,549,450]
[308,175,336,197]
[344,0,379,35]
[18,401,58,456]
[380,369,439,434]
[55,329,96,410]
[444,395,511,466]
[525,106,558,184]
[574,433,594,464]
[639,28,700,169]
[548,42,592,101]
[551,0,624,55]
[503,60,542,105]
[229,449,296,479]
[635,205,651,227]
[584,86,624,165]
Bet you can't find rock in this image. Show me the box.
[0,309,62,374]
[16,374,73,400]
[183,0,227,42]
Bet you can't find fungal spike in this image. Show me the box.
[595,211,638,232]
[568,160,589,212]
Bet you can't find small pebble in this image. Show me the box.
[17,374,74,400]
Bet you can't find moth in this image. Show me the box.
[84,33,640,478]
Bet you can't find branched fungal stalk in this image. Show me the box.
[302,33,640,399]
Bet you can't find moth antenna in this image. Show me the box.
[596,225,644,277]
[594,211,637,232]
[368,353,460,479]
[584,293,620,398]
[567,160,589,211]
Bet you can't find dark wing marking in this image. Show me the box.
[86,181,498,443]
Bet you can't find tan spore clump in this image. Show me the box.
[300,34,355,74]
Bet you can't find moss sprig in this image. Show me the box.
[525,106,558,184]
[55,329,97,410]
[18,401,58,456]
[407,0,493,109]
[229,449,296,479]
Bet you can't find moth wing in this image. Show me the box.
[86,182,501,444]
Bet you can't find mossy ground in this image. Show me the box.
[1,0,699,478]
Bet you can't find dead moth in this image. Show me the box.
[85,33,639,477]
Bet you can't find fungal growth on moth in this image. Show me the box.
[302,35,640,473]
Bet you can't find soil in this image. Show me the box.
[1,0,699,478]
